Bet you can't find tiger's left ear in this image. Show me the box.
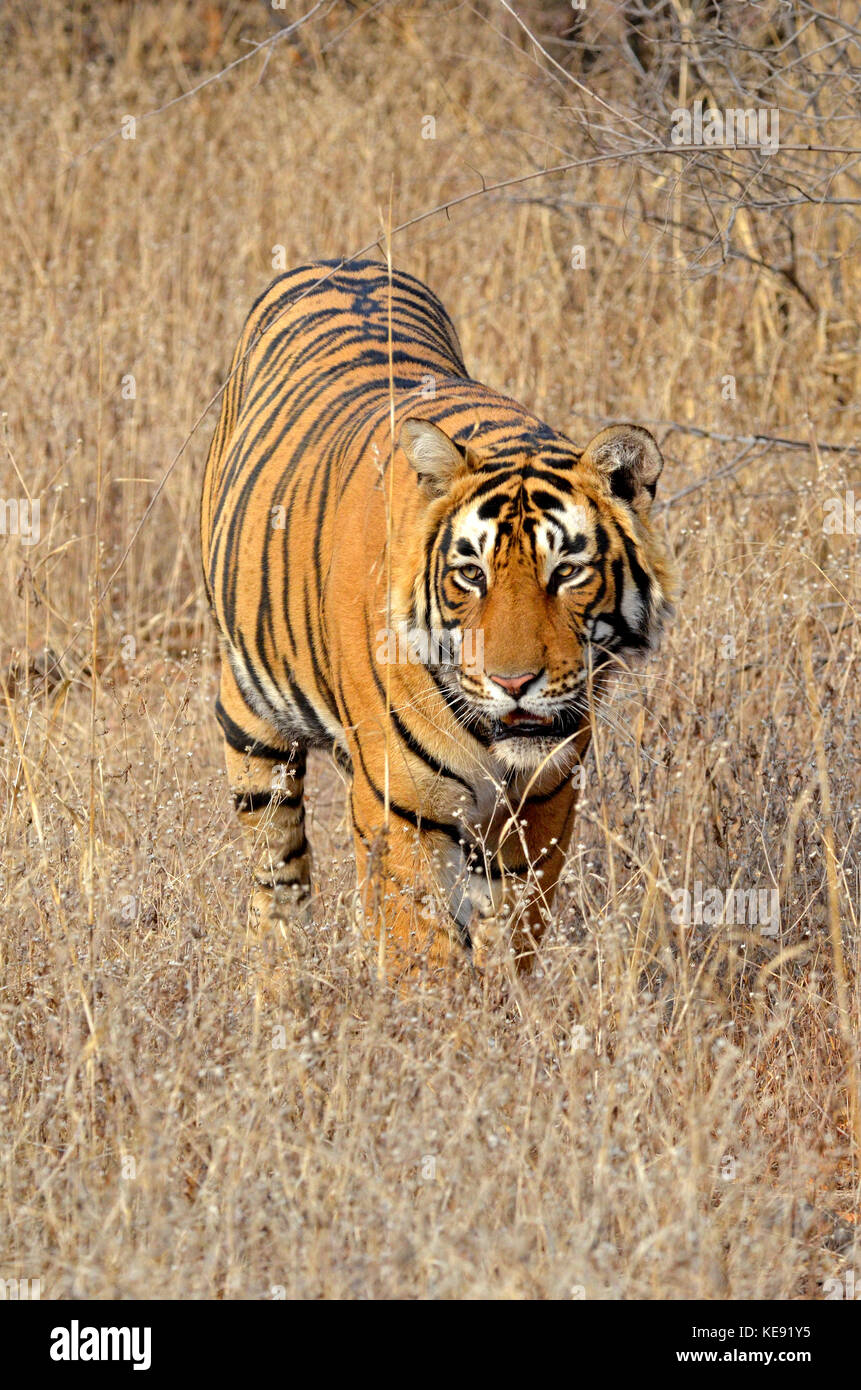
[399,418,470,499]
[581,424,664,512]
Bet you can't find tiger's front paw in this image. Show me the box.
[469,910,538,976]
[249,882,312,933]
[246,885,314,999]
[469,911,507,974]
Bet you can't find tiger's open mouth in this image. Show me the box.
[491,708,580,742]
[498,710,554,736]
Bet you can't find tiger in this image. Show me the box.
[200,259,674,980]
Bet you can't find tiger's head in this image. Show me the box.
[397,415,674,775]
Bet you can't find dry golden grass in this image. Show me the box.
[0,0,859,1299]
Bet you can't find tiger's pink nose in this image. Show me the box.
[489,671,540,699]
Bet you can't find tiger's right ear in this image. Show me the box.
[399,419,469,499]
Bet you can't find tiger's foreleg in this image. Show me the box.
[348,790,471,983]
[469,778,581,973]
[216,661,312,949]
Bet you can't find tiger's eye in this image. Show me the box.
[555,562,581,580]
[459,564,484,584]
